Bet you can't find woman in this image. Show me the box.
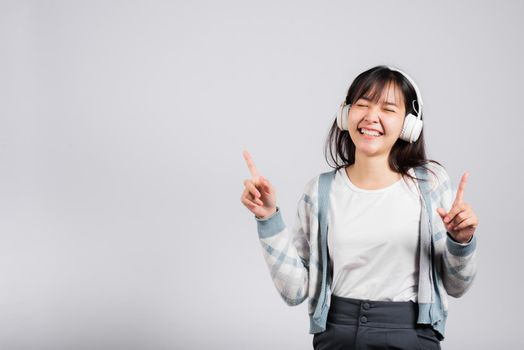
[240,65,479,349]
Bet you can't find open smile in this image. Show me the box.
[358,128,384,138]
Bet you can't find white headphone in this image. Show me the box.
[336,65,424,143]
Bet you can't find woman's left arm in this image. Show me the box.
[436,170,479,298]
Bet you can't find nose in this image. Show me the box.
[363,105,382,123]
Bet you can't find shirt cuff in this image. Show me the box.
[254,206,285,238]
[446,232,477,256]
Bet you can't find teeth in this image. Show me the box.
[360,128,381,136]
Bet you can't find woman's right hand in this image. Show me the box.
[240,150,277,219]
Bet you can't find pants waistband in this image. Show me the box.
[328,294,419,329]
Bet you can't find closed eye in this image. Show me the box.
[357,104,395,113]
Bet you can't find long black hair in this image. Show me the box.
[324,65,442,183]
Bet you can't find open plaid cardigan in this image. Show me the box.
[254,163,478,340]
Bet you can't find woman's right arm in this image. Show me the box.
[240,150,311,306]
[253,194,311,306]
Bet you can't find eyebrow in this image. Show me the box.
[360,96,399,107]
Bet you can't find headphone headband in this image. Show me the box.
[386,65,423,117]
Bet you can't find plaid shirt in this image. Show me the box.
[254,162,478,340]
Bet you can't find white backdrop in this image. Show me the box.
[1,0,522,349]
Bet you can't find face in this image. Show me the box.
[347,82,407,158]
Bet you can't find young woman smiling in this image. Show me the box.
[241,65,479,350]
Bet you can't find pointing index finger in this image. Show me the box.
[453,171,469,205]
[243,150,260,179]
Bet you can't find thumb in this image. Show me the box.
[436,207,446,219]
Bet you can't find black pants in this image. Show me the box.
[312,294,441,350]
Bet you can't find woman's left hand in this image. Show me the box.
[436,171,479,244]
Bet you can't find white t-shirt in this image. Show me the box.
[328,167,421,302]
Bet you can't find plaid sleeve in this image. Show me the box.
[436,165,478,298]
[254,191,312,306]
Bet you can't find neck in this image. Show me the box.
[347,151,400,185]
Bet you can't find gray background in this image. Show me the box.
[1,0,522,349]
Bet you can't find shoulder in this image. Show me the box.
[299,169,338,211]
[416,161,451,193]
[302,173,320,200]
[303,169,338,196]
[424,161,451,183]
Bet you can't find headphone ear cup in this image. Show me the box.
[336,104,351,130]
[399,113,423,143]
